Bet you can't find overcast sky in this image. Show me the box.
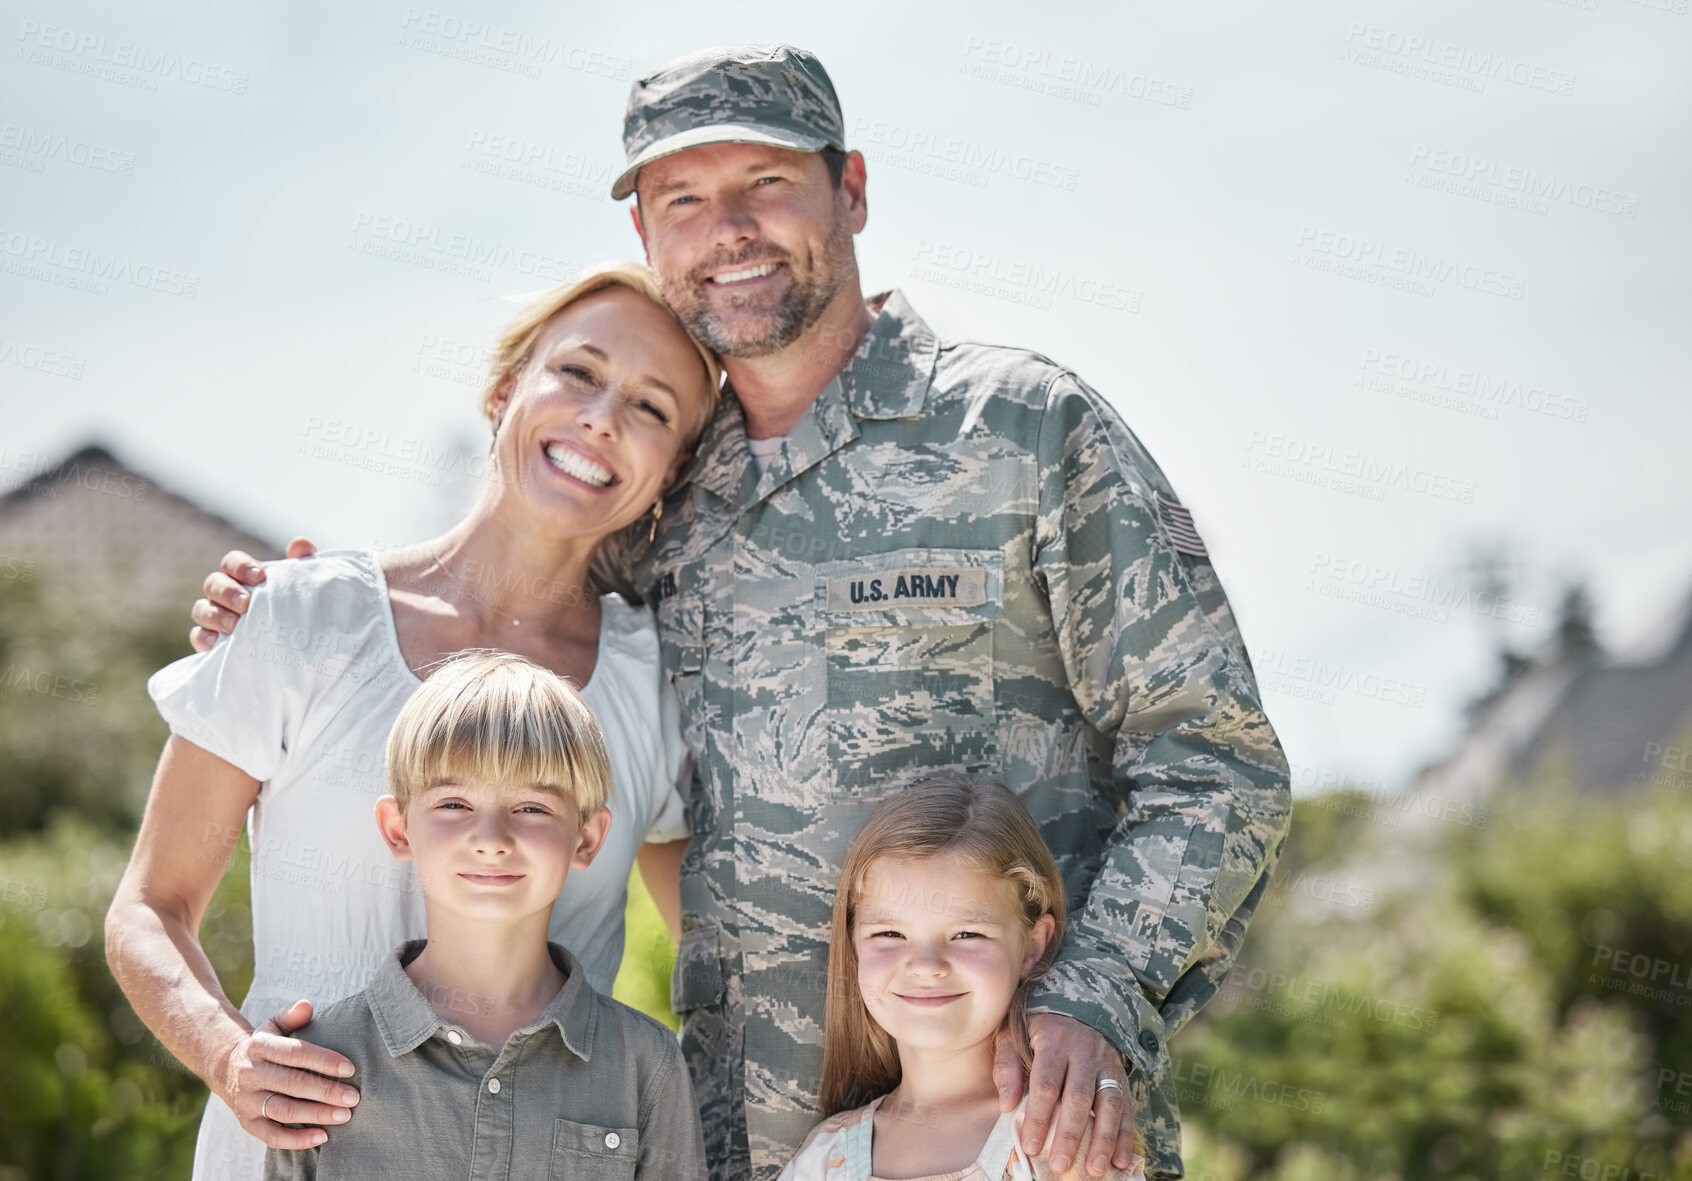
[3,0,1688,795]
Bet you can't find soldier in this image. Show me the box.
[192,43,1290,1181]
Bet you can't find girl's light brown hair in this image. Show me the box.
[817,774,1067,1115]
[385,650,611,815]
[480,259,723,451]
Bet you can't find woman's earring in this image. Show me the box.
[648,499,663,543]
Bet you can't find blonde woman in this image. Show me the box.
[105,263,719,1181]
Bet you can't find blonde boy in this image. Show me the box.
[263,652,704,1180]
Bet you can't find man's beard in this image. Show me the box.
[663,213,855,359]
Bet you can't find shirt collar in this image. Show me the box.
[688,391,759,506]
[367,940,598,1061]
[688,289,939,507]
[838,289,939,421]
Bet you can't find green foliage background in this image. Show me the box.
[1174,784,1692,1181]
[2,565,1689,1179]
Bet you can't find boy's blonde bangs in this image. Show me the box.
[385,652,611,814]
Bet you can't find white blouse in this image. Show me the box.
[148,549,688,1181]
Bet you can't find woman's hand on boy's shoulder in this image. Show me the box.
[190,538,319,652]
[215,999,359,1149]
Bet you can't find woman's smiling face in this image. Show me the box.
[489,285,714,542]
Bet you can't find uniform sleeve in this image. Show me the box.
[642,677,692,844]
[1023,373,1292,1080]
[146,566,315,783]
[636,1034,708,1181]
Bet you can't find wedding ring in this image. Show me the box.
[261,1093,275,1121]
[1095,1077,1124,1095]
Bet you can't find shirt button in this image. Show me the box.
[487,1078,501,1094]
[446,1031,463,1046]
[1138,1030,1160,1053]
[604,1132,621,1150]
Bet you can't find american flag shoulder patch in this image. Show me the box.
[1155,491,1208,558]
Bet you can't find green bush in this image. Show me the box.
[1177,790,1692,1181]
[0,819,250,1180]
[612,864,679,1031]
[0,575,183,838]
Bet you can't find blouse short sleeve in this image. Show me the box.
[644,675,692,844]
[147,556,374,784]
[148,569,306,782]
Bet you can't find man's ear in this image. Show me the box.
[840,150,869,234]
[629,202,651,262]
[571,806,613,869]
[1021,913,1057,978]
[375,795,413,862]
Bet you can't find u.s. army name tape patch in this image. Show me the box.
[1155,492,1208,558]
[825,567,989,612]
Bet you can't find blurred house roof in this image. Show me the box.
[1416,588,1692,799]
[0,443,277,623]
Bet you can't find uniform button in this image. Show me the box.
[1138,1030,1159,1053]
[487,1078,501,1094]
[604,1132,621,1150]
[446,1031,463,1046]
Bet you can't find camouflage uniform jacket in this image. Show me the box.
[635,290,1291,1181]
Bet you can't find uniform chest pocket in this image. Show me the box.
[550,1118,639,1180]
[815,549,1004,791]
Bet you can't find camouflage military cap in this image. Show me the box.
[611,43,846,200]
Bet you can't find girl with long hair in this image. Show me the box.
[780,774,1146,1181]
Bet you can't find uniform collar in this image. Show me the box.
[840,288,939,420]
[689,289,938,508]
[367,939,598,1061]
[688,391,759,507]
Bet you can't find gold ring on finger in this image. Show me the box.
[1095,1078,1124,1095]
[261,1092,275,1121]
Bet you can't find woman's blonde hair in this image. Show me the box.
[818,774,1068,1115]
[480,260,723,450]
[385,651,611,814]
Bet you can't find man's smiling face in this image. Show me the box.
[633,141,866,359]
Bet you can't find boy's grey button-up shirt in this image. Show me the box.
[262,941,706,1181]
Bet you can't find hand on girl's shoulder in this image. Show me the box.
[1026,1154,1141,1181]
[1013,1106,1143,1181]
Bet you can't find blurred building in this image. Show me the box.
[1414,586,1692,800]
[0,443,276,623]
